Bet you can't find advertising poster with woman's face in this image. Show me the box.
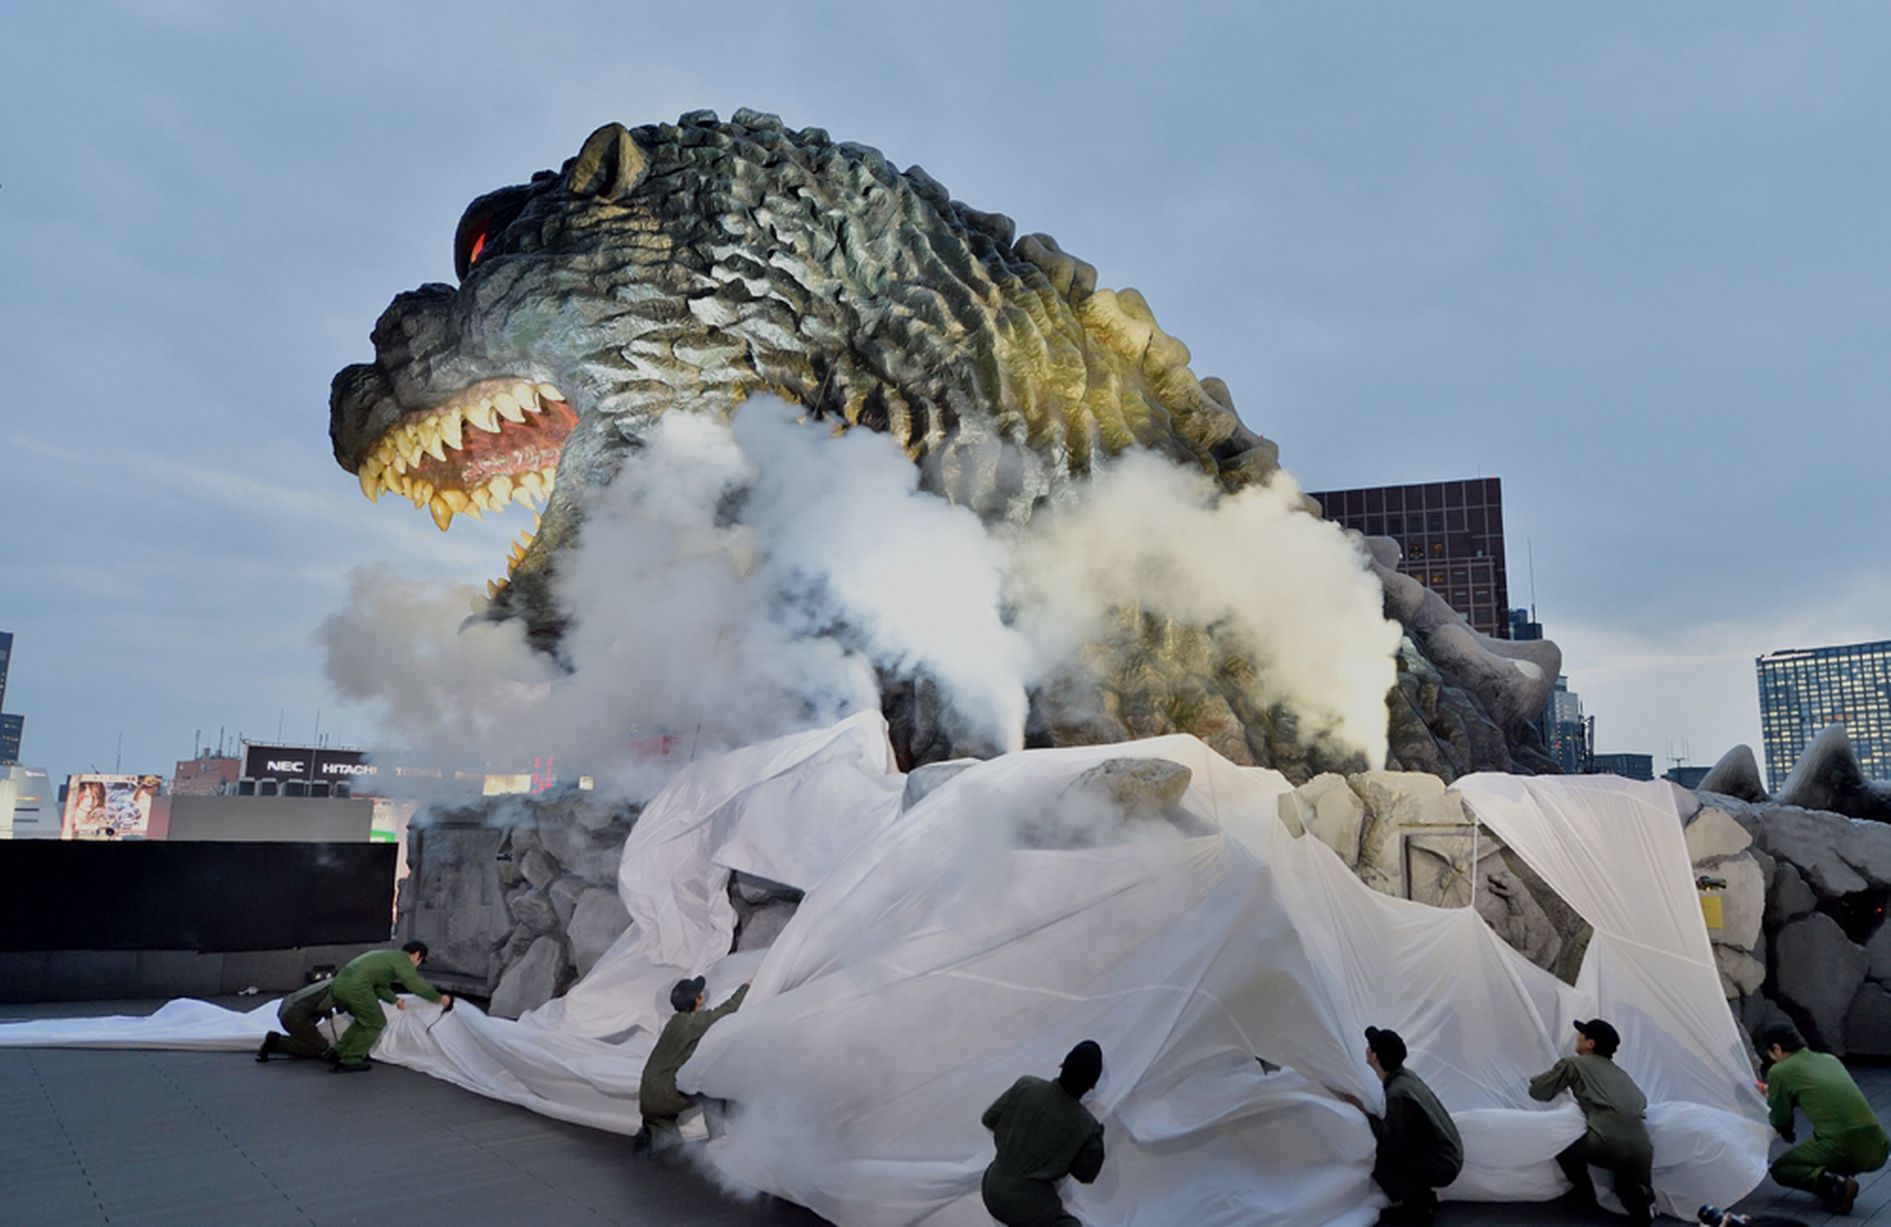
[62,774,159,839]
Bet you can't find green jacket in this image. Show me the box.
[1372,1067,1464,1186]
[332,949,442,1006]
[1768,1049,1887,1143]
[640,984,748,1122]
[981,1075,1105,1226]
[279,979,334,1021]
[1529,1053,1651,1162]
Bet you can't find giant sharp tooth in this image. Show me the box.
[359,469,380,501]
[518,471,546,502]
[494,391,527,424]
[535,383,565,404]
[539,465,557,492]
[489,474,513,504]
[439,413,463,450]
[441,489,470,514]
[465,402,501,433]
[430,497,454,532]
[421,422,447,462]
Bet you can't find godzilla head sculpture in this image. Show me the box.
[331,109,1558,778]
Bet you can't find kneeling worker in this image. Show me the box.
[981,1040,1107,1227]
[1528,1018,1654,1227]
[1757,1022,1890,1214]
[1337,1026,1464,1225]
[328,941,450,1072]
[256,977,336,1062]
[635,975,749,1152]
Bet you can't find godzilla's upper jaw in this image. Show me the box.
[332,368,582,598]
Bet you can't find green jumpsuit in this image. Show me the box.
[981,1075,1105,1227]
[270,980,336,1058]
[1766,1048,1890,1191]
[330,949,442,1066]
[1369,1067,1465,1207]
[1529,1053,1654,1223]
[639,984,748,1130]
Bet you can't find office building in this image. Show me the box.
[1589,753,1654,782]
[1309,478,1511,638]
[171,751,241,796]
[0,765,58,838]
[1508,608,1543,642]
[0,631,21,765]
[1543,676,1588,774]
[1663,765,1711,790]
[1757,640,1891,791]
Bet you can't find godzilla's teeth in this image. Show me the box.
[359,468,380,502]
[489,474,513,504]
[423,431,447,463]
[518,471,546,504]
[494,391,528,425]
[439,413,463,451]
[430,497,454,532]
[390,452,409,476]
[465,402,499,433]
[441,489,470,514]
[535,383,564,406]
[532,511,542,530]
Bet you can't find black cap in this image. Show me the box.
[670,976,707,1013]
[1058,1040,1103,1096]
[1364,1026,1407,1071]
[1574,1018,1621,1057]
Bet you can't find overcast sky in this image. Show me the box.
[3,2,1887,788]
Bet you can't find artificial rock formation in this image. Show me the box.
[396,790,637,1017]
[330,109,1557,780]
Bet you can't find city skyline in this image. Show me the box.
[3,5,1888,788]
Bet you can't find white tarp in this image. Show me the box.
[0,716,1768,1224]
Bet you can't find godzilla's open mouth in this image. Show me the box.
[355,377,578,594]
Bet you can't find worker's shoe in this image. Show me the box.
[1818,1171,1859,1213]
[331,1059,372,1074]
[321,1046,340,1066]
[254,1033,278,1063]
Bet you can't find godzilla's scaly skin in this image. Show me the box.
[331,109,1549,778]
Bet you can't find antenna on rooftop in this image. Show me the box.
[1527,539,1538,621]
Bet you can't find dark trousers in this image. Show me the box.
[270,1001,334,1058]
[1557,1133,1653,1225]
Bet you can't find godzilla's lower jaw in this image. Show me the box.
[355,377,579,589]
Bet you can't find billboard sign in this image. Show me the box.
[62,773,161,840]
[242,744,377,787]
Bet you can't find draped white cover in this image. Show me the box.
[0,714,1767,1224]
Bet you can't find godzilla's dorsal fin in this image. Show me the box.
[567,123,648,199]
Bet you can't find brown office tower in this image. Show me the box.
[1307,478,1512,639]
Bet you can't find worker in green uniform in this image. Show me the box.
[633,975,749,1153]
[980,1040,1106,1227]
[327,941,450,1073]
[1757,1022,1889,1214]
[1528,1019,1654,1227]
[255,978,337,1061]
[1336,1027,1464,1226]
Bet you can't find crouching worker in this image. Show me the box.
[1529,1019,1654,1227]
[1337,1027,1463,1226]
[328,941,450,1073]
[981,1040,1107,1227]
[256,978,335,1061]
[1757,1022,1890,1215]
[634,975,749,1154]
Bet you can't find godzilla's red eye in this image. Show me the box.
[468,231,488,267]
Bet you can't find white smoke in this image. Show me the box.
[1009,454,1403,768]
[317,396,1402,798]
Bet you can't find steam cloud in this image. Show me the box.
[317,397,1401,796]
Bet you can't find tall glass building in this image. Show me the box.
[1756,640,1891,791]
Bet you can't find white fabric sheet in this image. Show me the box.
[0,717,1768,1225]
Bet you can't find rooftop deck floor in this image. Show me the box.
[5,1000,1888,1225]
